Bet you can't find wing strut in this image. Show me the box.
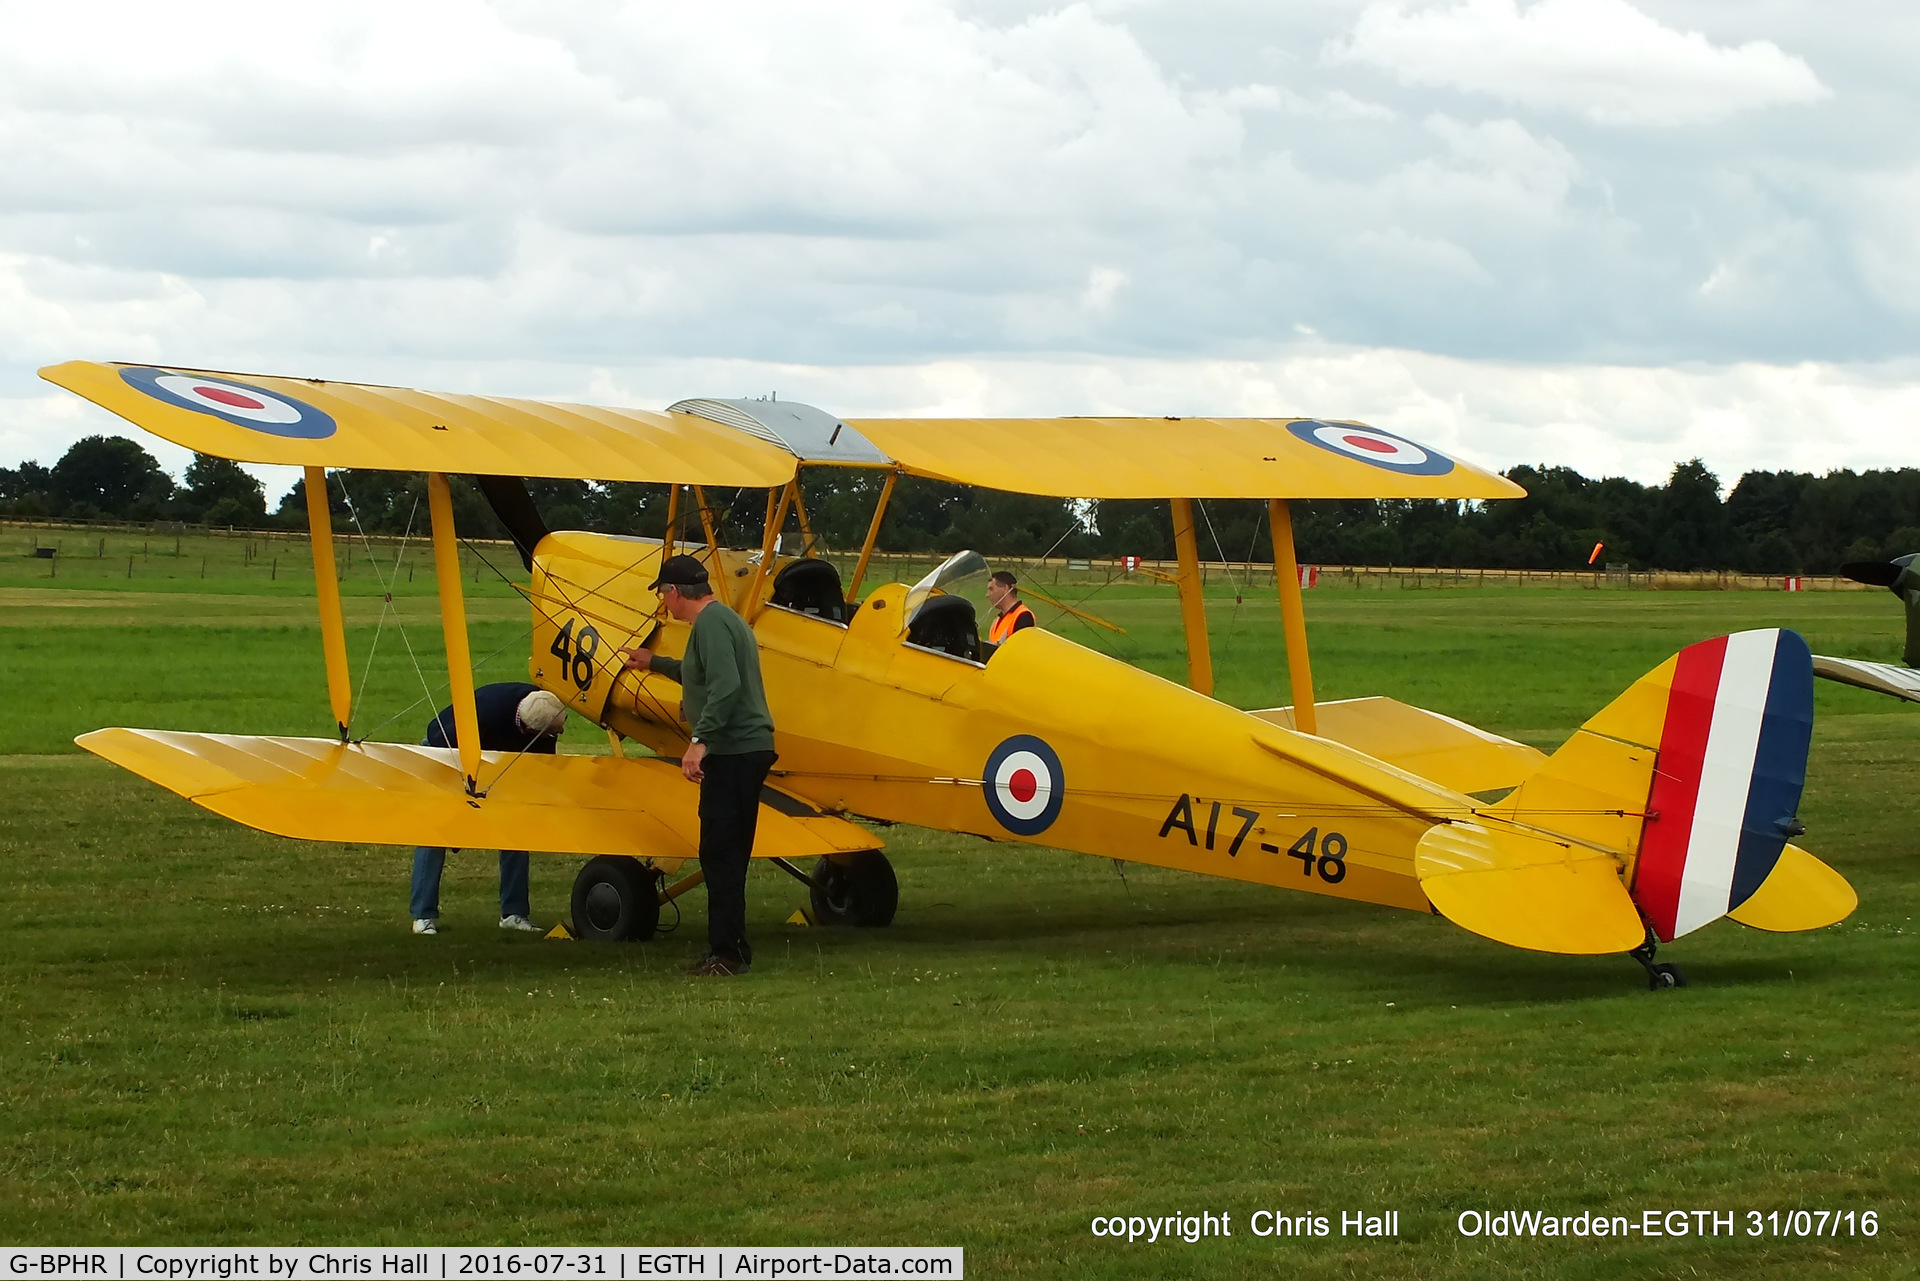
[1170,498,1215,696]
[1269,498,1317,734]
[746,481,796,619]
[303,466,352,740]
[692,485,722,558]
[846,469,898,602]
[790,478,821,557]
[427,472,482,793]
[662,484,681,560]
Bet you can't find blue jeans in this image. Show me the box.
[411,848,531,920]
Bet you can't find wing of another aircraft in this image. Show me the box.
[77,729,879,861]
[1813,656,1920,704]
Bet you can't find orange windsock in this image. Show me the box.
[1588,542,1605,565]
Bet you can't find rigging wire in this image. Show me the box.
[456,525,696,766]
[347,493,422,731]
[331,472,441,735]
[349,625,538,745]
[1036,519,1080,563]
[1197,498,1246,664]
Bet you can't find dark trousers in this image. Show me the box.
[699,750,777,965]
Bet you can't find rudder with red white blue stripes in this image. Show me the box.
[1631,629,1814,942]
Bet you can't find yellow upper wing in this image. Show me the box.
[43,362,1521,502]
[39,361,798,488]
[849,416,1524,500]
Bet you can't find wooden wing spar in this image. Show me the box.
[39,362,1522,502]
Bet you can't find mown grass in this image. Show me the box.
[0,532,1916,1276]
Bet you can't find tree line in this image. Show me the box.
[5,434,1917,572]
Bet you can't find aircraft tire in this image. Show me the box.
[809,851,899,927]
[571,855,661,942]
[1649,962,1687,990]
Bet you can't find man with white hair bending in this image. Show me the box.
[409,683,568,935]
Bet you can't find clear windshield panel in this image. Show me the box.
[902,550,989,629]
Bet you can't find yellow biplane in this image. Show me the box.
[43,361,1858,987]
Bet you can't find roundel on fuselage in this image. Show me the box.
[983,734,1065,836]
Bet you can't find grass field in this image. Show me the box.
[1,528,1916,1276]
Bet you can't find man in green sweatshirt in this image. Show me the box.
[619,554,777,976]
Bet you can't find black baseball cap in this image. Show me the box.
[647,553,711,591]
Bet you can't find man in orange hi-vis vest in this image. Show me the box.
[986,571,1037,645]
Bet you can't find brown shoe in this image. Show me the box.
[687,952,750,977]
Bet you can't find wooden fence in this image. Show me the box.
[3,518,1871,592]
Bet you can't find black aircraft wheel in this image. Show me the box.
[1649,962,1687,991]
[571,856,662,942]
[809,851,899,927]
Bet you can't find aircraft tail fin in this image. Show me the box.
[1618,628,1816,942]
[1418,629,1819,952]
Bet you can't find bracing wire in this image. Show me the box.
[453,526,698,787]
[1197,498,1247,662]
[1036,520,1079,563]
[348,493,422,730]
[331,473,442,736]
[349,626,537,745]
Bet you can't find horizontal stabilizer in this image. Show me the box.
[1251,697,1546,797]
[1727,843,1857,933]
[1813,656,1920,704]
[1416,822,1645,955]
[78,729,879,861]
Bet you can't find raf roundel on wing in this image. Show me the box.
[119,367,337,440]
[983,734,1066,837]
[1287,419,1454,476]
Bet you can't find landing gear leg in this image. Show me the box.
[1629,927,1686,991]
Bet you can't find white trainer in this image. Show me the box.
[500,915,541,932]
[412,918,438,935]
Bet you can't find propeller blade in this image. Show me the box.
[1840,560,1902,587]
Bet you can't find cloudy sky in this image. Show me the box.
[3,0,1915,498]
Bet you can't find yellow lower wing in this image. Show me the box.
[1728,843,1857,932]
[1415,821,1645,955]
[78,728,878,861]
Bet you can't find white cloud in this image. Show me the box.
[1329,0,1830,126]
[0,0,1911,494]
[1846,167,1920,316]
[1081,265,1129,310]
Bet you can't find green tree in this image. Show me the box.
[0,460,54,516]
[1651,460,1737,571]
[177,454,267,526]
[50,436,174,519]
